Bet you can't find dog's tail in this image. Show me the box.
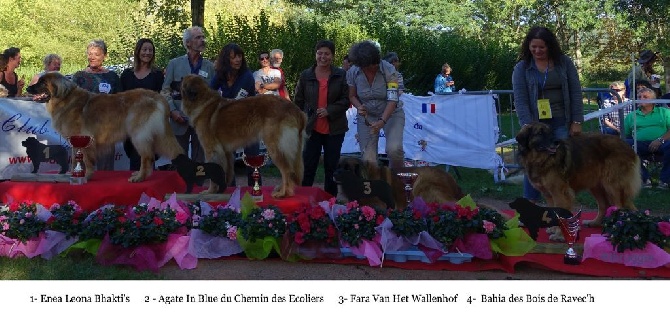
[294,111,308,185]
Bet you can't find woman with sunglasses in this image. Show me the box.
[253,51,282,95]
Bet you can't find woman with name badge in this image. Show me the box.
[512,26,584,203]
[72,39,121,171]
[347,40,405,170]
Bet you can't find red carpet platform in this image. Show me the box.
[1,172,668,278]
[0,171,187,211]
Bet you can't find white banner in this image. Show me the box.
[343,93,502,170]
[0,98,129,179]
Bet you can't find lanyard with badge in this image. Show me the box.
[537,66,552,119]
[189,56,208,78]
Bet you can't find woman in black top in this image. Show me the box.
[294,40,350,196]
[120,38,165,171]
[0,47,24,97]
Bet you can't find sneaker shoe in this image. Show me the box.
[658,182,669,189]
[643,180,653,188]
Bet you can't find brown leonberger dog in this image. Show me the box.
[335,157,465,209]
[26,73,183,182]
[516,122,641,228]
[179,75,307,198]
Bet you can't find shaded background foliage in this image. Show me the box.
[1,0,668,105]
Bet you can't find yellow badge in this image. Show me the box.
[537,99,552,119]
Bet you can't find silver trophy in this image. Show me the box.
[557,210,582,265]
[395,172,419,206]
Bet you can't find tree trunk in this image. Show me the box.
[574,31,582,77]
[191,0,205,27]
[664,58,670,95]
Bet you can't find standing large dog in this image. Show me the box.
[516,122,641,228]
[179,75,306,198]
[26,73,184,182]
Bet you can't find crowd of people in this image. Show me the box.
[3,24,669,194]
[1,28,407,196]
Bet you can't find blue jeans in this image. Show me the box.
[302,132,345,196]
[625,139,670,183]
[523,121,569,201]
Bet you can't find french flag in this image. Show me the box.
[422,103,436,113]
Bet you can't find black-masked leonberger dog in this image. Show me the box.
[26,73,184,182]
[334,157,465,209]
[179,75,306,198]
[516,122,641,228]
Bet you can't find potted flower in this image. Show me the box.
[1,202,46,244]
[95,203,190,272]
[582,207,670,268]
[189,203,244,258]
[237,203,287,260]
[0,201,52,258]
[334,201,385,266]
[48,201,86,239]
[283,204,340,260]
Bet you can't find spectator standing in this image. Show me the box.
[342,55,352,72]
[161,26,215,163]
[294,40,349,196]
[624,87,670,189]
[120,38,165,171]
[0,47,25,97]
[434,62,455,94]
[210,43,259,187]
[270,48,290,100]
[626,50,658,99]
[347,40,405,170]
[253,51,282,95]
[29,54,61,86]
[72,40,121,171]
[383,52,405,95]
[512,26,584,202]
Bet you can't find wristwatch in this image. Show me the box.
[572,121,582,125]
[657,137,665,144]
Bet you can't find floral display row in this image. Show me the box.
[2,189,669,271]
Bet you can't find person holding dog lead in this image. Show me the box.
[120,38,164,171]
[161,26,215,164]
[72,39,121,171]
[210,43,260,187]
[512,26,584,203]
[347,40,405,170]
[294,40,349,196]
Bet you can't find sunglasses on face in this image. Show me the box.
[259,56,269,61]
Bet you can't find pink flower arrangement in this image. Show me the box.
[334,201,385,246]
[286,205,339,247]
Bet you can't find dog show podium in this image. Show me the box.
[0,170,331,213]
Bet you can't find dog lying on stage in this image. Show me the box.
[333,165,395,209]
[508,197,576,242]
[21,136,69,174]
[171,154,226,194]
[335,157,465,209]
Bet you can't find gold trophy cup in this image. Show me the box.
[396,172,419,206]
[242,153,268,202]
[67,135,94,185]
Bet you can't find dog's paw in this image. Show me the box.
[582,219,602,228]
[548,233,566,242]
[128,173,146,183]
[545,226,560,235]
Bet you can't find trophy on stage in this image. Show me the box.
[557,209,582,265]
[395,172,419,206]
[67,135,94,185]
[242,153,268,201]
